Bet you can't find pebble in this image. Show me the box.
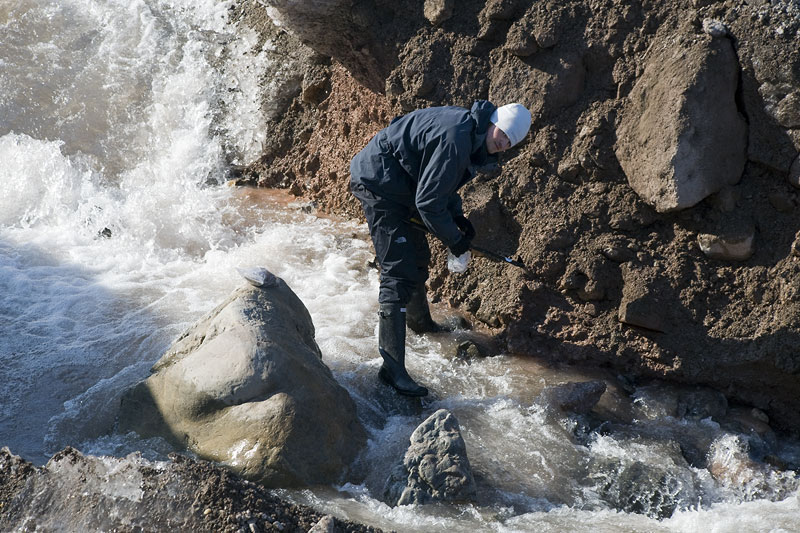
[204,508,212,516]
[702,18,728,37]
[601,245,632,262]
[697,230,755,261]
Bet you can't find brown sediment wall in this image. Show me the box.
[234,0,800,433]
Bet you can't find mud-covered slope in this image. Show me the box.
[236,0,800,433]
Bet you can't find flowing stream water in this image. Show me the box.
[2,1,799,532]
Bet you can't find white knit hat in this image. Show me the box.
[490,103,532,147]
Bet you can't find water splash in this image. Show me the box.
[1,1,799,532]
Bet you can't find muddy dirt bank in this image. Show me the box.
[233,0,800,433]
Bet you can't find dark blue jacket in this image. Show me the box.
[350,100,497,248]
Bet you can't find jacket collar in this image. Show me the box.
[470,100,498,166]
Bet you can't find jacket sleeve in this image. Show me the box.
[414,131,471,247]
[447,193,464,218]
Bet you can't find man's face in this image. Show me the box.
[486,124,512,154]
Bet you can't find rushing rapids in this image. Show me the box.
[1,1,799,531]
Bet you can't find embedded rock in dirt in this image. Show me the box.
[618,264,669,333]
[615,31,747,212]
[492,48,586,122]
[504,14,538,56]
[383,409,476,506]
[775,91,800,129]
[792,231,800,257]
[697,225,755,261]
[119,279,366,487]
[424,0,455,26]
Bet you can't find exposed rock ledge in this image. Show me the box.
[0,447,380,533]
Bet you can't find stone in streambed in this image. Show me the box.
[383,409,476,506]
[537,380,607,414]
[0,447,362,532]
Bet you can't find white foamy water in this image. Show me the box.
[1,1,799,532]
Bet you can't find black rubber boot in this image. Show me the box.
[378,303,428,397]
[405,284,468,334]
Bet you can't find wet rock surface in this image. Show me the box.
[587,440,698,519]
[569,378,800,517]
[119,279,366,487]
[537,380,607,414]
[0,447,381,533]
[241,1,800,435]
[383,409,477,506]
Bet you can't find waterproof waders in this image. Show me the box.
[405,283,465,334]
[378,303,428,397]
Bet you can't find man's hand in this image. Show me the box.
[454,215,475,240]
[449,235,471,257]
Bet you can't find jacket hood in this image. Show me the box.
[470,100,497,162]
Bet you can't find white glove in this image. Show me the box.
[447,250,471,273]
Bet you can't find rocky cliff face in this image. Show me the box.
[235,0,800,433]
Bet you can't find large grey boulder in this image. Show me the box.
[383,409,476,506]
[119,278,366,487]
[615,33,747,212]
